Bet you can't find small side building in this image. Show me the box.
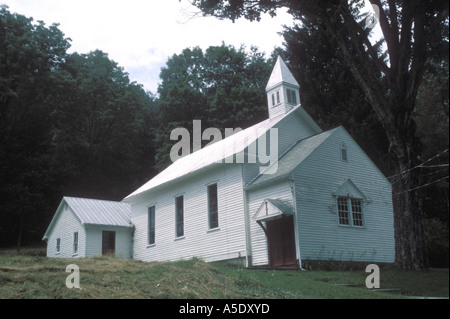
[42,197,133,259]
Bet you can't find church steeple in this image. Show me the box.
[266,56,300,120]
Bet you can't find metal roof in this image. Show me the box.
[43,197,132,240]
[247,127,339,188]
[123,107,294,200]
[64,196,132,227]
[266,56,300,91]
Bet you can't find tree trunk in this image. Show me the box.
[390,155,428,270]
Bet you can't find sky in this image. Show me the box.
[1,0,295,93]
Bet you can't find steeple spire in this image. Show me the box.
[265,56,300,119]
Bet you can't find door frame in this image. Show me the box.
[102,230,116,256]
[265,216,297,268]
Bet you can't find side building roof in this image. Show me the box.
[42,197,132,240]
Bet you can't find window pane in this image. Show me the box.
[208,184,218,229]
[73,232,78,253]
[337,197,349,225]
[148,206,155,244]
[176,196,184,237]
[351,199,364,226]
[341,144,347,161]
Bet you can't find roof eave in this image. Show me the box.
[244,173,292,191]
[123,161,225,202]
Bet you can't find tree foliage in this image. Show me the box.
[0,6,156,248]
[154,44,272,170]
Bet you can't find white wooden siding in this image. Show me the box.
[85,226,132,258]
[46,206,86,258]
[273,113,318,154]
[293,127,395,263]
[247,180,293,266]
[268,103,286,119]
[131,163,247,263]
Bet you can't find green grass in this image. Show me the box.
[0,249,448,299]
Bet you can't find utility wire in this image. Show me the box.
[387,148,449,180]
[393,175,449,195]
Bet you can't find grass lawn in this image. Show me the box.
[0,248,448,299]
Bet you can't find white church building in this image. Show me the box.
[43,57,395,268]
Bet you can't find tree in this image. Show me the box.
[0,5,72,248]
[0,6,157,248]
[414,56,449,267]
[154,43,272,171]
[50,50,154,200]
[189,0,450,270]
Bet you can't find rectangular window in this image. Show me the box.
[175,196,184,238]
[287,89,297,104]
[148,206,155,245]
[337,197,350,225]
[351,199,364,227]
[207,184,219,229]
[73,232,78,254]
[56,238,60,253]
[276,91,280,104]
[337,197,364,227]
[272,93,275,106]
[341,144,348,161]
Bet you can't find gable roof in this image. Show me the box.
[266,56,300,91]
[43,197,132,240]
[124,105,318,201]
[64,197,132,227]
[253,198,294,222]
[333,178,367,200]
[246,127,339,189]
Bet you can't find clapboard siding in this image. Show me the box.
[274,112,318,154]
[46,206,86,258]
[247,180,293,266]
[131,163,247,262]
[85,226,132,258]
[293,127,395,263]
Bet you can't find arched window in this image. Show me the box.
[340,143,348,161]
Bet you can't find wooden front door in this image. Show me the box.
[102,231,116,255]
[267,216,296,267]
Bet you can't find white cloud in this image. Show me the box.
[2,0,293,93]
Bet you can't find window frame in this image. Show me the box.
[340,143,348,162]
[56,238,61,253]
[207,183,219,230]
[337,196,365,228]
[148,205,156,245]
[73,232,78,255]
[286,88,297,105]
[175,195,184,238]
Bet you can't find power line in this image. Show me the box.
[393,175,449,196]
[387,148,449,180]
[419,164,449,168]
